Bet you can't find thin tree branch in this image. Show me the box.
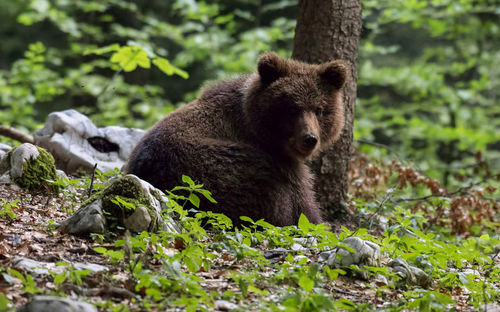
[0,125,34,144]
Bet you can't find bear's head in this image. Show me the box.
[243,52,348,162]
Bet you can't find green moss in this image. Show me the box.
[14,147,59,192]
[84,175,159,232]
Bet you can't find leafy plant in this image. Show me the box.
[6,269,42,294]
[0,199,19,220]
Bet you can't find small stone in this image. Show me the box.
[411,266,433,288]
[12,257,108,277]
[389,257,433,288]
[373,274,388,286]
[294,255,308,263]
[123,205,152,233]
[214,300,238,311]
[326,237,381,268]
[72,262,108,273]
[263,248,289,263]
[17,296,97,312]
[291,243,307,252]
[293,237,317,247]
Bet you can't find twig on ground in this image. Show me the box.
[396,180,488,203]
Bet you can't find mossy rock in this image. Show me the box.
[84,175,161,232]
[11,145,59,192]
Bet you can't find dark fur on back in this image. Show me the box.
[126,52,347,227]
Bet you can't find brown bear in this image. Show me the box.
[125,52,347,227]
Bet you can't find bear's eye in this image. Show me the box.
[315,107,324,117]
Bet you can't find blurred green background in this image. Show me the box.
[0,0,499,187]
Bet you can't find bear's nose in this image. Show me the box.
[302,134,318,150]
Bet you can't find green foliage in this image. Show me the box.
[0,0,497,310]
[0,199,19,220]
[0,169,492,311]
[357,0,500,183]
[0,0,295,133]
[0,293,10,311]
[50,262,92,286]
[6,269,43,294]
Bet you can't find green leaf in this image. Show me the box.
[248,284,269,295]
[53,274,67,285]
[298,213,311,233]
[240,216,254,223]
[93,247,108,254]
[182,175,195,187]
[85,44,120,55]
[110,46,150,72]
[6,269,25,283]
[255,219,274,229]
[196,189,217,203]
[153,57,189,79]
[298,274,314,292]
[0,294,9,310]
[188,193,200,208]
[184,256,200,273]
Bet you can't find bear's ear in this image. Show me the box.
[318,60,348,90]
[258,52,289,85]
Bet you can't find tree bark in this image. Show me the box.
[292,0,362,226]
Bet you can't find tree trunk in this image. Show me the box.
[292,0,362,226]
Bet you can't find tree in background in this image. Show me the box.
[0,0,498,194]
[293,0,362,225]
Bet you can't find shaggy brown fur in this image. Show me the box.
[126,52,347,227]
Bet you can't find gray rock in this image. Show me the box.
[294,255,308,263]
[290,243,307,252]
[60,174,181,235]
[9,143,40,179]
[17,296,97,312]
[215,300,238,311]
[56,169,69,180]
[389,257,433,288]
[263,248,289,263]
[321,237,380,268]
[481,302,500,312]
[34,109,145,174]
[0,173,10,184]
[319,237,381,280]
[0,143,12,178]
[0,143,11,153]
[72,262,109,273]
[12,257,108,277]
[373,274,388,286]
[123,205,152,233]
[0,151,10,183]
[293,237,318,247]
[59,199,107,235]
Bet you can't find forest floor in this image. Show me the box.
[0,151,498,311]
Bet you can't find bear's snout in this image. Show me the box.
[302,133,318,150]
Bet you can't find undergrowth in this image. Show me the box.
[0,150,498,311]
